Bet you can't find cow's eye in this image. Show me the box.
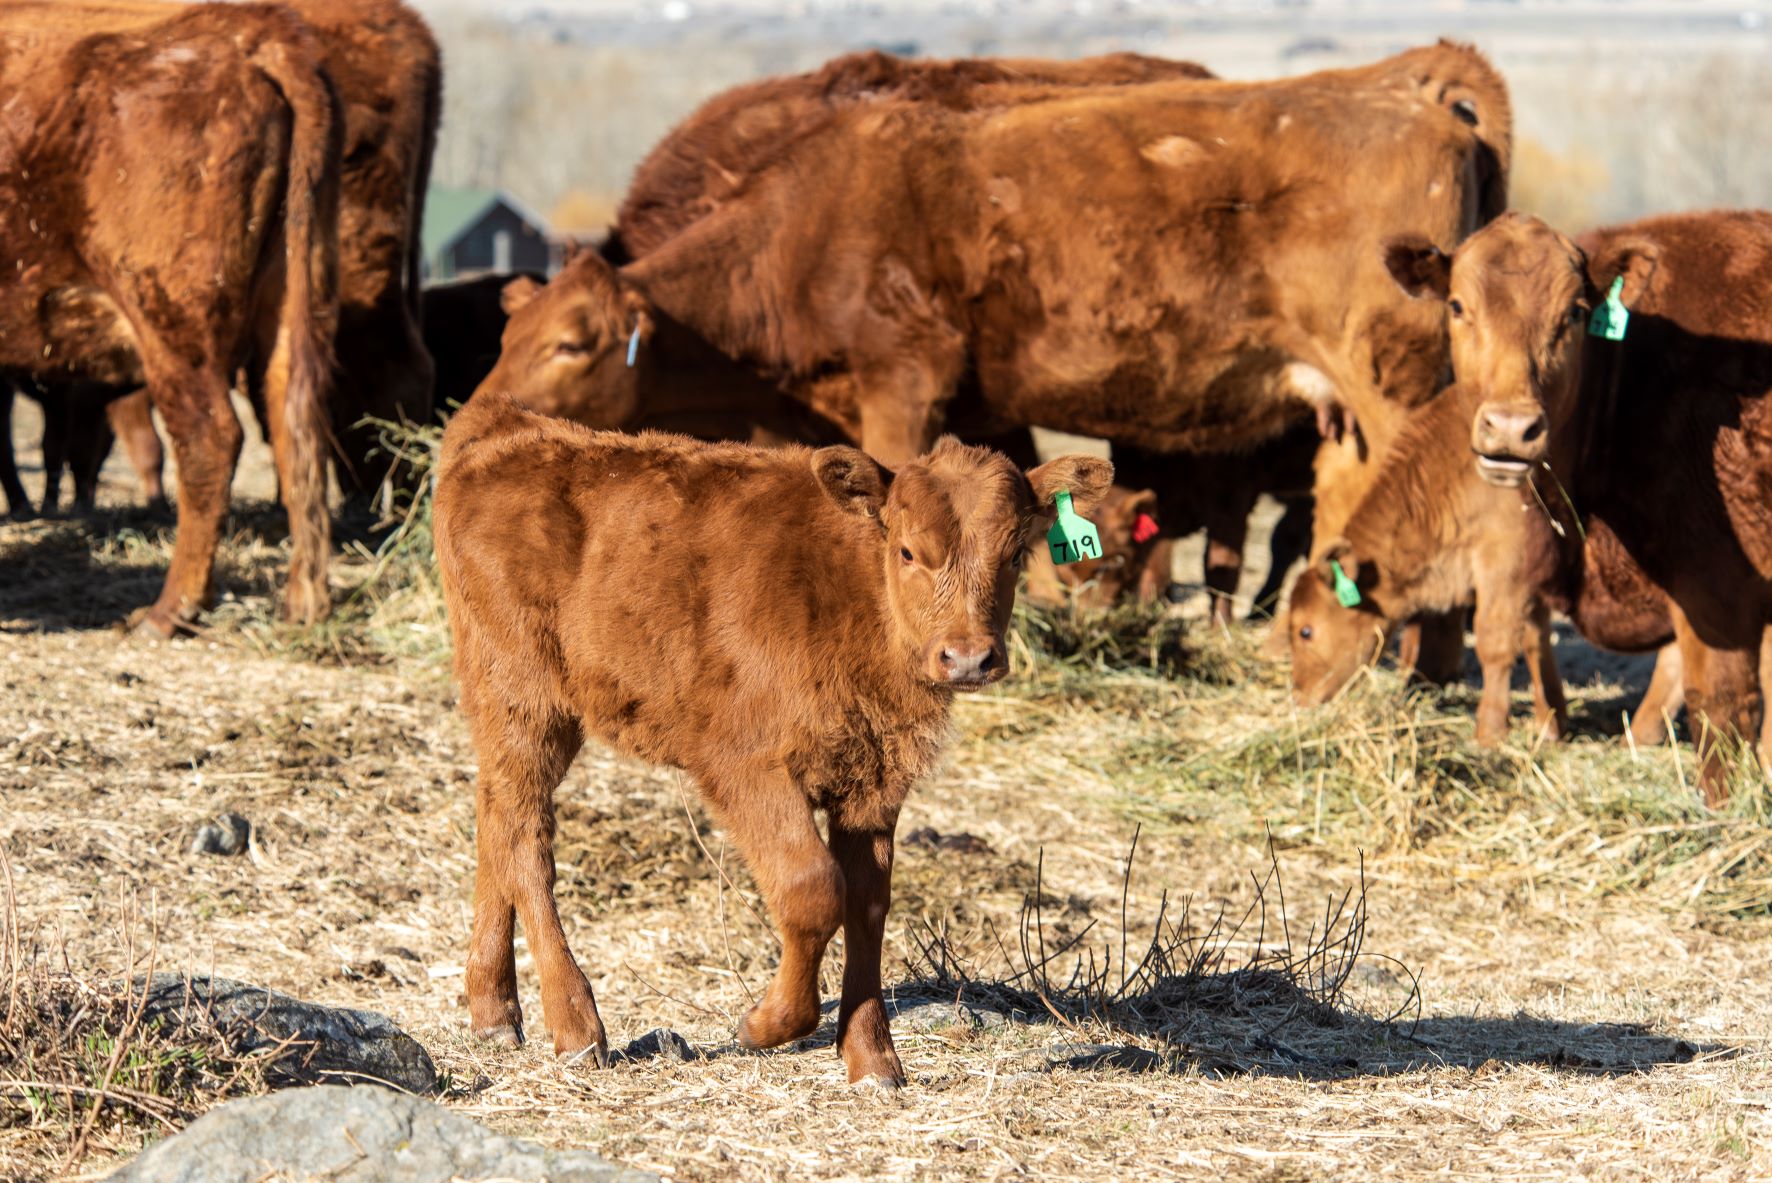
[1299,625,1314,641]
[552,339,591,358]
[1448,298,1465,318]
[1569,302,1586,323]
[900,547,915,564]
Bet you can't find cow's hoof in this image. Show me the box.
[472,1022,524,1049]
[127,607,179,640]
[737,1005,820,1050]
[849,1073,905,1096]
[556,1039,609,1069]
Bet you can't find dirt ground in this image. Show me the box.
[3,402,1770,1181]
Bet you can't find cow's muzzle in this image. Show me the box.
[1470,401,1548,487]
[928,638,1006,690]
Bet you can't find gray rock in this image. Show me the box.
[190,813,250,856]
[137,974,436,1094]
[886,996,1011,1032]
[612,1028,695,1064]
[1047,1043,1166,1074]
[104,1084,655,1183]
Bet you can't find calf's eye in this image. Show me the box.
[900,547,915,564]
[1448,298,1465,317]
[1299,625,1314,641]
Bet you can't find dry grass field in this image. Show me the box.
[3,405,1771,1181]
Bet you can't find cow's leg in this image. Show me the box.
[255,344,331,626]
[107,391,166,507]
[1521,599,1567,741]
[330,315,435,500]
[1628,643,1684,746]
[39,392,68,515]
[853,325,964,467]
[1472,595,1522,746]
[1253,494,1313,619]
[828,808,903,1087]
[1136,539,1177,604]
[0,382,31,518]
[1671,615,1759,807]
[720,777,845,1052]
[1399,611,1465,685]
[466,711,599,1057]
[1202,494,1252,628]
[67,384,114,511]
[137,367,243,636]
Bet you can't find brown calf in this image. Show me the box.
[1388,210,1772,799]
[435,392,1111,1084]
[1024,484,1161,611]
[1285,384,1569,743]
[0,2,340,632]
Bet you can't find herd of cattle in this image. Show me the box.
[9,3,1772,1086]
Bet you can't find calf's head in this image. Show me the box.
[812,439,1113,689]
[481,252,655,425]
[1046,485,1162,610]
[1384,212,1657,487]
[1287,541,1386,705]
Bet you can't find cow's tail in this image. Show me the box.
[253,27,343,625]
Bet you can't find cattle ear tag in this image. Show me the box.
[1330,560,1362,608]
[1046,490,1102,566]
[1132,513,1160,545]
[626,324,642,367]
[1588,276,1630,342]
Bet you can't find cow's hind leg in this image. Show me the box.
[715,774,844,1053]
[0,382,32,518]
[137,366,243,636]
[107,390,167,508]
[1672,611,1761,807]
[1629,643,1684,747]
[465,710,601,1058]
[828,808,904,1087]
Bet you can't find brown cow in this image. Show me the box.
[70,0,440,501]
[0,2,340,632]
[435,391,1111,1084]
[1024,484,1162,611]
[1386,210,1772,800]
[606,49,1216,264]
[1285,383,1569,743]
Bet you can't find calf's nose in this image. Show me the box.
[1472,403,1548,461]
[938,643,998,684]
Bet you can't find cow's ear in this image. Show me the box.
[1589,237,1660,308]
[621,287,656,346]
[812,446,890,518]
[1383,236,1452,300]
[1317,537,1361,584]
[501,276,544,316]
[1028,455,1114,519]
[1127,488,1159,520]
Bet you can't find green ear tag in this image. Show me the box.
[1046,490,1102,566]
[1587,276,1630,342]
[1330,560,1362,608]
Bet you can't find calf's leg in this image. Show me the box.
[716,778,845,1053]
[828,811,903,1086]
[107,390,167,507]
[137,366,243,636]
[465,711,603,1058]
[1521,599,1567,741]
[1628,643,1684,746]
[1472,596,1522,746]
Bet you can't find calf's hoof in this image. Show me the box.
[556,1037,610,1068]
[471,1021,524,1049]
[850,1073,905,1096]
[127,605,196,640]
[737,1002,821,1051]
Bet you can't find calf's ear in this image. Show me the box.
[1317,537,1362,584]
[1028,455,1115,517]
[501,276,545,316]
[812,447,890,518]
[1383,236,1452,300]
[622,288,657,346]
[1588,237,1660,308]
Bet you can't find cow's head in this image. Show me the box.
[1384,213,1657,487]
[811,439,1114,689]
[1041,485,1162,610]
[481,252,655,426]
[1286,540,1387,705]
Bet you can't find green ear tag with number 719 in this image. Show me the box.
[1046,490,1102,566]
[1587,276,1630,342]
[1330,560,1362,608]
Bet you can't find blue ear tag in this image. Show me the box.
[1588,276,1630,342]
[626,324,641,367]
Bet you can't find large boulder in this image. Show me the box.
[105,1085,655,1183]
[137,974,436,1094]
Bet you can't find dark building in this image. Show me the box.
[422,187,556,281]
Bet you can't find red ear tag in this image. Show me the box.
[1132,513,1160,544]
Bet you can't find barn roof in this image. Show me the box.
[422,186,552,263]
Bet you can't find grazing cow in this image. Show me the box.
[435,391,1111,1084]
[422,272,546,415]
[0,2,341,632]
[606,42,1507,470]
[1024,484,1162,610]
[606,49,1216,264]
[1285,384,1569,743]
[1114,427,1318,625]
[1385,210,1772,800]
[63,0,439,502]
